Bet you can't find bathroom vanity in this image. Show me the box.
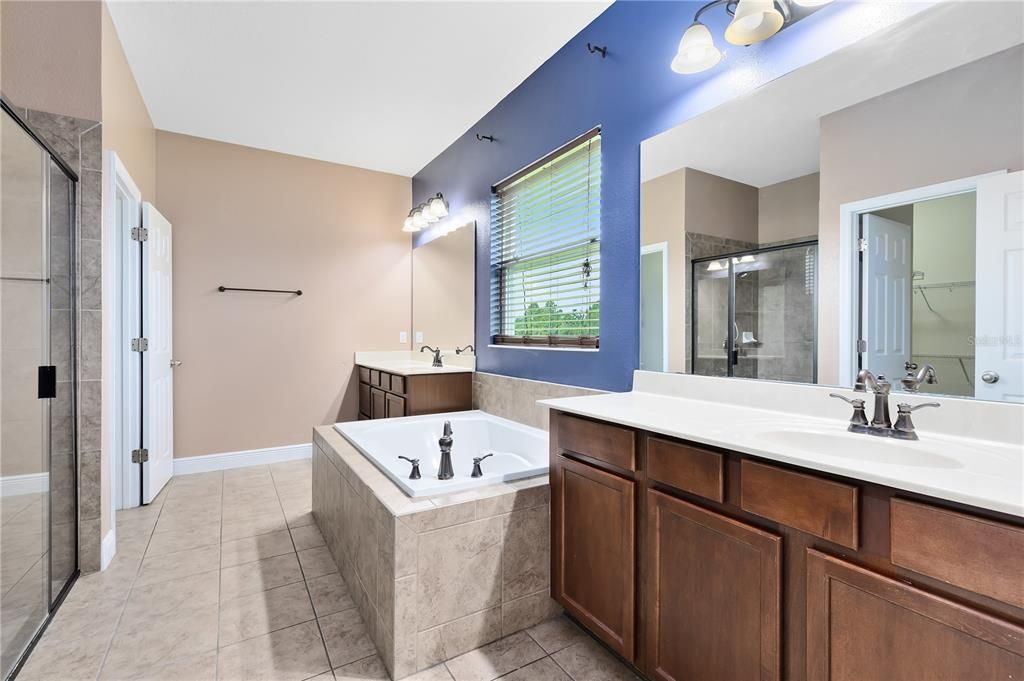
[543,375,1024,681]
[355,352,473,420]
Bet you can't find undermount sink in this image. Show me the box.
[752,428,965,470]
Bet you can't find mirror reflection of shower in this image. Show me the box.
[692,242,818,383]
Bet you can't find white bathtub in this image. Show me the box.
[333,410,548,498]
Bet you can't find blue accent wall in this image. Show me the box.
[411,0,929,392]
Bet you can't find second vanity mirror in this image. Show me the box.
[639,2,1023,403]
[411,221,475,353]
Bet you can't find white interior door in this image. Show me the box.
[975,171,1023,402]
[862,214,912,381]
[640,245,667,371]
[141,203,174,502]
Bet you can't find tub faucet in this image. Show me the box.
[420,345,443,368]
[437,420,455,480]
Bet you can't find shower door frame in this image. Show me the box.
[1,97,80,681]
[690,239,819,381]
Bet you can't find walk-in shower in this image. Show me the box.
[1,101,79,680]
[692,241,818,383]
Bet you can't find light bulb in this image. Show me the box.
[725,0,784,45]
[671,22,722,74]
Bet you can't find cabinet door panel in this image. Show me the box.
[370,387,387,420]
[553,455,635,659]
[358,382,371,417]
[645,489,781,681]
[385,393,405,419]
[806,549,1024,681]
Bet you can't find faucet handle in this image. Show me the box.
[398,456,422,480]
[893,402,940,440]
[829,393,869,429]
[470,453,493,478]
[896,402,941,414]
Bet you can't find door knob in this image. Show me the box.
[981,370,999,384]
[170,359,183,368]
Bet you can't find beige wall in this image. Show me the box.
[684,168,758,243]
[640,169,686,372]
[101,3,155,199]
[412,226,474,350]
[156,132,411,458]
[817,45,1024,385]
[0,1,101,121]
[759,173,819,244]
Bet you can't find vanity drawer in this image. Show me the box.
[557,414,636,472]
[390,374,406,395]
[740,460,859,549]
[358,382,371,417]
[647,437,724,502]
[891,499,1024,609]
[358,366,370,383]
[369,369,382,387]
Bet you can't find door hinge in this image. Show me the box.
[857,339,867,353]
[131,226,149,242]
[131,448,149,464]
[131,337,149,352]
[858,238,868,252]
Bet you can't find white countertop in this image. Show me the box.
[539,373,1024,518]
[355,350,474,376]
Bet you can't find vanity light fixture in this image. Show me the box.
[402,193,449,232]
[672,0,832,75]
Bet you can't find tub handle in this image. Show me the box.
[398,456,421,480]
[470,453,494,478]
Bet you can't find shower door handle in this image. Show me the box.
[37,366,56,399]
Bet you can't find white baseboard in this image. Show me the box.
[173,443,312,476]
[101,528,116,571]
[0,472,49,498]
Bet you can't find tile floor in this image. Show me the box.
[14,460,639,681]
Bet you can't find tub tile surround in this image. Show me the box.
[472,372,602,431]
[313,426,558,679]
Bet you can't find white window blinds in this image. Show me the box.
[489,129,601,347]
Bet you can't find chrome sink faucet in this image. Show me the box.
[420,345,443,368]
[831,369,940,440]
[437,420,455,480]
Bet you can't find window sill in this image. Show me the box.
[487,344,600,353]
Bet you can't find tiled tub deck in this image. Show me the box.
[312,426,558,680]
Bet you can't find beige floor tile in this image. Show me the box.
[306,571,355,617]
[218,580,315,646]
[40,590,124,643]
[501,657,572,681]
[549,637,640,681]
[526,616,588,654]
[221,528,295,568]
[298,545,339,579]
[220,552,304,600]
[222,510,289,542]
[290,523,326,551]
[135,544,221,586]
[153,506,221,534]
[332,654,388,680]
[103,649,217,681]
[307,672,337,681]
[285,506,315,528]
[15,629,111,681]
[405,664,456,681]
[444,631,546,681]
[145,521,221,557]
[122,569,219,622]
[101,601,219,680]
[318,607,377,669]
[218,620,330,681]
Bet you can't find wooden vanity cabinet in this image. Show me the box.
[356,365,471,420]
[548,409,1024,681]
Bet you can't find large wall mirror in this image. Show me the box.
[411,221,475,352]
[640,2,1023,403]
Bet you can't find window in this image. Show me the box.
[489,128,601,348]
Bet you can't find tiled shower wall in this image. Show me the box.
[20,106,104,573]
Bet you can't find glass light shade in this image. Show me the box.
[671,22,722,74]
[427,193,449,219]
[412,208,428,229]
[725,0,784,45]
[402,216,418,233]
[707,260,725,272]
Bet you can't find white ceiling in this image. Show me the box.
[108,0,612,177]
[641,1,1024,188]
